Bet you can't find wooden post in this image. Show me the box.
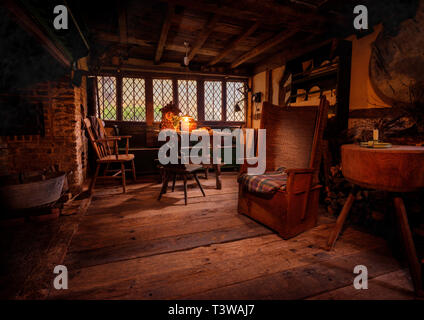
[197,79,205,122]
[87,77,97,117]
[222,80,227,122]
[145,77,154,126]
[173,78,178,106]
[248,77,254,128]
[116,75,123,121]
[267,69,273,103]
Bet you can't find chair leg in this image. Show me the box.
[183,174,188,205]
[89,163,101,194]
[131,160,137,182]
[205,167,209,179]
[193,173,205,197]
[104,163,109,176]
[158,171,170,201]
[121,162,126,193]
[172,173,176,192]
[159,166,165,184]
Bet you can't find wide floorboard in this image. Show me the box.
[0,172,415,299]
[52,173,414,300]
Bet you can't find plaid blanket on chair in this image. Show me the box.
[238,167,288,194]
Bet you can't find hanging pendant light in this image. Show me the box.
[183,41,190,66]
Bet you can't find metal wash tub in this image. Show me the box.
[0,172,66,210]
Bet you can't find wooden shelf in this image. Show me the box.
[292,63,338,85]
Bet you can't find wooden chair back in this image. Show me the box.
[97,118,117,151]
[83,118,112,160]
[260,96,328,172]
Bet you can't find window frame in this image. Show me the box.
[177,79,198,120]
[152,78,174,123]
[226,80,247,123]
[96,75,118,121]
[94,72,247,127]
[204,80,223,122]
[121,76,147,122]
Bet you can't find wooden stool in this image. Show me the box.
[326,144,424,296]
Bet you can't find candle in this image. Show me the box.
[373,129,379,142]
[181,117,190,132]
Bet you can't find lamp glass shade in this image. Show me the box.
[180,115,197,132]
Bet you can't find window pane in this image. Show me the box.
[122,77,146,121]
[178,80,197,119]
[226,81,246,122]
[153,79,173,122]
[204,81,222,121]
[96,76,117,120]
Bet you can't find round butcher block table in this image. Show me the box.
[326,144,424,296]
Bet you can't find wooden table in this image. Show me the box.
[327,144,424,296]
[178,130,232,190]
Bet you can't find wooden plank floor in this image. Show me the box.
[43,172,415,300]
[0,195,91,299]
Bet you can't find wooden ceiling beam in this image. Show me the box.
[231,29,298,69]
[155,4,175,64]
[159,0,346,33]
[169,13,243,35]
[253,37,335,74]
[96,32,220,56]
[107,56,249,77]
[208,21,260,66]
[118,1,128,45]
[187,14,220,62]
[167,44,217,57]
[4,0,71,67]
[97,32,152,48]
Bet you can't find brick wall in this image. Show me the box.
[0,75,88,193]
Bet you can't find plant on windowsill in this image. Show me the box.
[159,102,181,130]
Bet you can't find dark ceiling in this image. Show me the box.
[69,0,365,74]
[9,0,421,76]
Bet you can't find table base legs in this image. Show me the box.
[326,192,355,250]
[214,164,222,190]
[202,164,221,189]
[393,197,423,296]
[326,192,424,296]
